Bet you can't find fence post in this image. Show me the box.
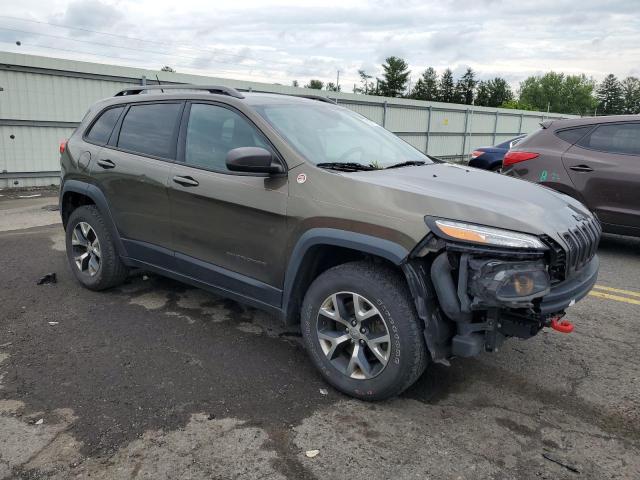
[141,75,147,86]
[492,110,499,144]
[425,106,432,154]
[518,113,524,135]
[461,108,470,158]
[382,101,388,128]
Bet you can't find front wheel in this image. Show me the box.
[301,261,428,400]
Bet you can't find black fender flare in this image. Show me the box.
[281,227,409,319]
[60,179,128,257]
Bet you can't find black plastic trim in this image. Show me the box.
[538,255,599,315]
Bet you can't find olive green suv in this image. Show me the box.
[59,85,600,400]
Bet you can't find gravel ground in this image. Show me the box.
[0,196,639,479]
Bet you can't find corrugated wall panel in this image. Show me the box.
[429,109,467,133]
[386,107,428,132]
[466,135,497,152]
[427,135,464,157]
[343,103,384,125]
[0,126,74,172]
[521,115,546,132]
[468,112,497,134]
[397,134,426,152]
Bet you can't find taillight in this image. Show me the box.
[59,140,67,154]
[470,150,484,159]
[503,151,539,167]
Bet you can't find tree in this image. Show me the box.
[291,80,299,87]
[437,68,455,103]
[325,82,341,92]
[354,69,374,94]
[519,72,596,115]
[304,79,324,90]
[621,76,640,114]
[500,99,535,111]
[476,78,513,107]
[410,67,438,101]
[160,66,175,72]
[456,68,477,105]
[596,74,625,115]
[377,56,410,97]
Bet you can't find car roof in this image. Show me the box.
[542,114,640,130]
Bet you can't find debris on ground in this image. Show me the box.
[48,322,59,326]
[35,418,44,425]
[542,452,580,473]
[37,273,57,285]
[319,388,328,395]
[305,450,320,458]
[18,194,41,198]
[41,204,60,211]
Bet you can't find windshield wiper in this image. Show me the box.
[316,162,378,172]
[385,160,426,169]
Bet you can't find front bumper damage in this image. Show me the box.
[405,237,598,363]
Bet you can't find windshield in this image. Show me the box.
[253,102,433,169]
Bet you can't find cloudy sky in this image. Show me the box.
[1,0,639,90]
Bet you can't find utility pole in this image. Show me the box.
[336,70,340,91]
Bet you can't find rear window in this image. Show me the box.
[577,123,640,155]
[555,126,591,145]
[117,103,182,159]
[85,107,124,145]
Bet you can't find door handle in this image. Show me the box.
[97,159,116,169]
[172,175,199,187]
[569,165,593,173]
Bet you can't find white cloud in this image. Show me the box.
[1,0,639,90]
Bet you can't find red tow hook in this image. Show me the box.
[550,317,574,333]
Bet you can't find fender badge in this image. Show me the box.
[296,173,307,184]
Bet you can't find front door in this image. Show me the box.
[562,121,640,229]
[169,102,288,303]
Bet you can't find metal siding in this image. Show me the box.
[429,109,467,133]
[397,134,426,152]
[343,103,384,125]
[0,125,74,173]
[386,106,428,132]
[496,114,521,133]
[468,112,497,134]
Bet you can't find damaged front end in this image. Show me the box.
[405,216,600,364]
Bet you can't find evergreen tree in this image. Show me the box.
[410,67,438,101]
[291,80,299,87]
[458,68,477,105]
[621,76,640,114]
[377,57,410,97]
[437,68,455,103]
[596,74,625,115]
[475,77,513,107]
[354,70,374,94]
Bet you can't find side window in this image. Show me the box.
[85,107,124,145]
[117,103,182,159]
[577,123,640,155]
[185,103,271,171]
[555,126,592,145]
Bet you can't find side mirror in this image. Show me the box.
[226,147,284,174]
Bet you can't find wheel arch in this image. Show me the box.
[281,228,409,325]
[60,180,127,257]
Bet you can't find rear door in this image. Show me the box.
[562,121,640,228]
[169,101,288,297]
[91,101,183,263]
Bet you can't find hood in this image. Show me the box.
[349,163,591,241]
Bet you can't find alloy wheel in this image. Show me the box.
[71,221,101,276]
[316,291,391,380]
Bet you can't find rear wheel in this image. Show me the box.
[301,261,428,400]
[65,205,128,290]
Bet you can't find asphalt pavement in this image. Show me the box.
[0,194,639,479]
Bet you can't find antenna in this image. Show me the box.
[155,74,164,93]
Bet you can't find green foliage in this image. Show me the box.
[476,78,513,107]
[291,80,299,87]
[304,79,324,90]
[437,68,455,103]
[518,72,596,115]
[410,67,438,101]
[354,70,375,94]
[500,99,535,111]
[325,82,341,92]
[621,76,640,114]
[377,57,410,97]
[455,68,477,105]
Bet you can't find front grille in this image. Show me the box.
[562,215,601,277]
[543,214,601,284]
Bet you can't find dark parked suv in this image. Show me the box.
[503,115,640,237]
[60,85,600,400]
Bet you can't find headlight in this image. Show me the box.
[430,218,546,249]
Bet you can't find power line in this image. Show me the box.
[0,15,299,69]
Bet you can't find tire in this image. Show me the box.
[301,261,428,401]
[491,164,502,173]
[65,205,128,291]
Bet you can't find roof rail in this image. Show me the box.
[115,84,245,99]
[296,94,338,104]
